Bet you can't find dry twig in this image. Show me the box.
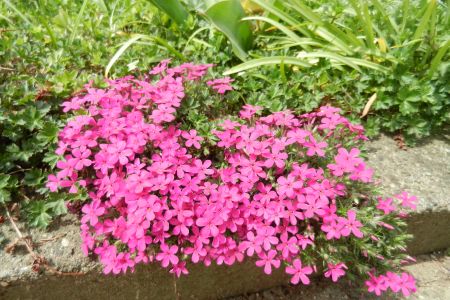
[2,203,84,277]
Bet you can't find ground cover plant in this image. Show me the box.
[49,62,418,297]
[225,0,450,141]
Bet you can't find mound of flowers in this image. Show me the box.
[48,62,417,297]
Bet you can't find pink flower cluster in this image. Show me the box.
[49,62,417,297]
[366,271,417,297]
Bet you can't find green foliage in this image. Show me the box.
[231,0,450,142]
[227,0,389,72]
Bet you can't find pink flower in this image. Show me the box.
[156,244,179,268]
[376,197,396,214]
[182,130,203,149]
[51,63,416,283]
[395,192,417,210]
[321,219,343,240]
[170,261,189,277]
[298,195,328,218]
[340,210,363,238]
[385,272,417,297]
[81,200,105,226]
[324,263,347,282]
[365,273,388,296]
[207,77,234,94]
[277,175,302,199]
[239,104,263,119]
[255,250,280,274]
[46,174,60,192]
[285,259,313,285]
[304,136,327,157]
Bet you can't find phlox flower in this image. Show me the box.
[182,130,203,149]
[376,197,396,214]
[255,250,280,275]
[156,244,179,268]
[81,200,105,226]
[340,210,364,238]
[239,104,263,119]
[324,263,347,282]
[170,261,189,277]
[395,192,418,210]
[285,259,313,285]
[207,77,234,94]
[365,273,388,296]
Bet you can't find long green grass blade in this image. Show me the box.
[251,0,313,38]
[204,0,253,60]
[243,16,309,49]
[413,0,437,41]
[69,0,88,45]
[370,0,399,35]
[4,0,31,25]
[105,34,147,78]
[183,26,211,52]
[149,0,189,25]
[401,0,410,32]
[223,56,312,75]
[295,51,387,72]
[287,0,361,53]
[105,33,186,78]
[427,39,450,78]
[361,1,376,50]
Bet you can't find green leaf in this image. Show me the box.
[3,0,32,26]
[21,106,44,131]
[0,174,11,204]
[0,174,10,190]
[149,0,189,25]
[105,34,185,78]
[43,150,60,168]
[204,0,253,60]
[0,189,11,204]
[46,198,67,216]
[27,201,52,228]
[24,169,45,187]
[224,56,312,75]
[6,144,34,162]
[37,122,59,145]
[105,34,147,78]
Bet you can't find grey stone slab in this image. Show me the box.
[366,134,450,255]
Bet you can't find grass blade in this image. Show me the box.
[370,0,399,35]
[243,16,309,49]
[223,56,312,75]
[427,39,450,78]
[413,0,437,41]
[149,0,189,25]
[3,0,31,26]
[287,0,361,53]
[105,34,147,78]
[69,0,88,45]
[204,0,253,60]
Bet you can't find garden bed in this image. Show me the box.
[1,134,448,299]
